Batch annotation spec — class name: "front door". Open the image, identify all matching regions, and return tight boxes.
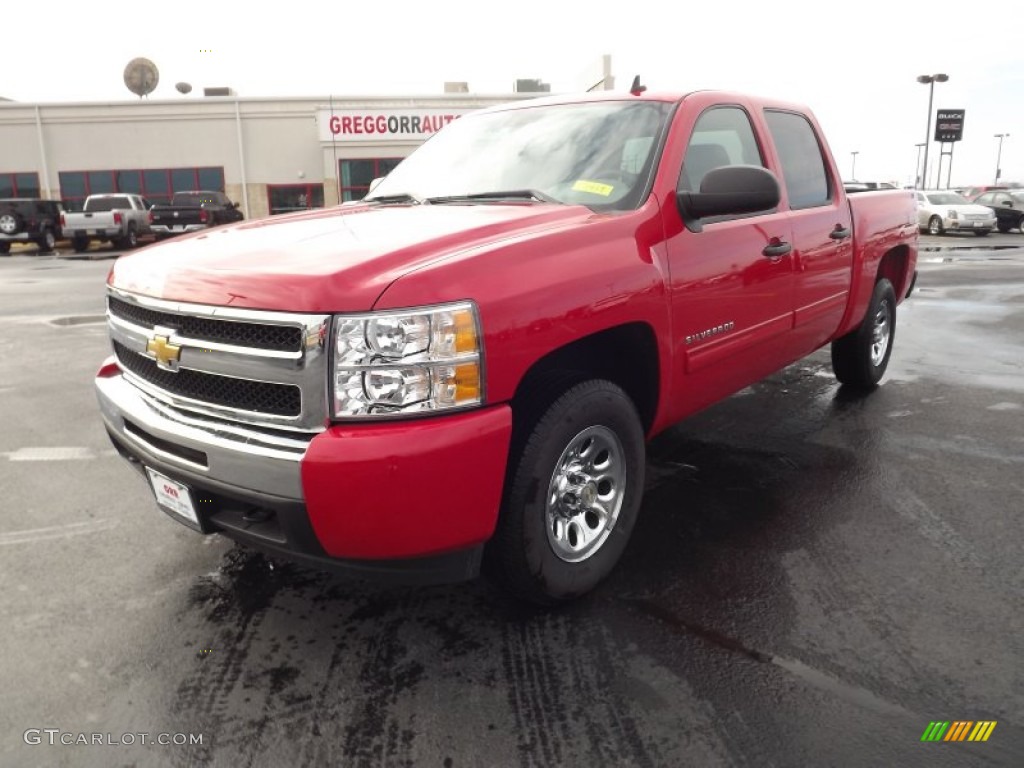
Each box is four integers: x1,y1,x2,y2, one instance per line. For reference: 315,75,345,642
662,99,795,419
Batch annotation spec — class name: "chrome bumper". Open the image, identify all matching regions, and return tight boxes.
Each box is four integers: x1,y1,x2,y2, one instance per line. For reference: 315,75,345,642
96,373,313,501
151,224,207,235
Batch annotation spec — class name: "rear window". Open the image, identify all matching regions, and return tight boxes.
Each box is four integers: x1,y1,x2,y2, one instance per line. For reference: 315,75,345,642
764,110,831,209
84,196,132,212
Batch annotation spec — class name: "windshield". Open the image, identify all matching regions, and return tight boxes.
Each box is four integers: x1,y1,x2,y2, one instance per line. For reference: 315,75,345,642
926,193,969,205
367,100,674,210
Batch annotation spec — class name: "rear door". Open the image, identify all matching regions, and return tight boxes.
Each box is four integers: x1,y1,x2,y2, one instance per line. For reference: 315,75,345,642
763,109,853,355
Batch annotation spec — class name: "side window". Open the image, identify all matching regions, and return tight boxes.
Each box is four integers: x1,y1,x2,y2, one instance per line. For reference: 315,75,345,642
995,193,1012,206
764,110,831,209
916,193,926,203
678,106,765,193
976,193,992,204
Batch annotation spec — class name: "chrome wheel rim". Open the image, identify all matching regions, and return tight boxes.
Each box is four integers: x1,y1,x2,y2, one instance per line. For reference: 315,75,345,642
0,214,16,234
870,299,892,367
545,425,626,563
929,217,941,235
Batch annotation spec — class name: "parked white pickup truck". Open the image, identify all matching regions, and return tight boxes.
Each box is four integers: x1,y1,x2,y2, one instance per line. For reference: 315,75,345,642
61,194,153,251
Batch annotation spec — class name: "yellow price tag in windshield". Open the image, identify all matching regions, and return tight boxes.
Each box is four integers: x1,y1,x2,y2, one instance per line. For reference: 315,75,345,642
572,180,614,196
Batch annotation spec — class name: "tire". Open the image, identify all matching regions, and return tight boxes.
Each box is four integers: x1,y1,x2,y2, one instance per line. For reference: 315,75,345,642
998,222,1011,234
831,278,897,389
0,242,10,255
927,216,943,236
72,237,89,253
0,210,24,235
973,230,989,237
486,379,646,605
122,223,138,249
36,228,56,253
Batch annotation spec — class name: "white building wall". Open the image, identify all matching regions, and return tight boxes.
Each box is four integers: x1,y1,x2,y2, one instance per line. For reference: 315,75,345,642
0,93,533,215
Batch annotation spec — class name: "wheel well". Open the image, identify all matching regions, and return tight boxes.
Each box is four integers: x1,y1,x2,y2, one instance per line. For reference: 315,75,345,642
877,246,910,298
510,323,660,435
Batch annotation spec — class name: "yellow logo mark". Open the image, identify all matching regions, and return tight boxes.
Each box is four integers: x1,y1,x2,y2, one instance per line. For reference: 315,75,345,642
146,335,181,369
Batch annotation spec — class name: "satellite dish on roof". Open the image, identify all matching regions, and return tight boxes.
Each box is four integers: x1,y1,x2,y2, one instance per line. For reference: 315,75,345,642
123,58,159,98
175,82,193,94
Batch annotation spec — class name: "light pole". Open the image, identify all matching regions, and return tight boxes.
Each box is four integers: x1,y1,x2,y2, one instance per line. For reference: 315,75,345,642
850,151,859,181
994,133,1009,185
914,143,926,187
917,73,949,190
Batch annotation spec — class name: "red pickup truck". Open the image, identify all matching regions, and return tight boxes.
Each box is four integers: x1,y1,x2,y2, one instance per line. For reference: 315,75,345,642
96,90,918,604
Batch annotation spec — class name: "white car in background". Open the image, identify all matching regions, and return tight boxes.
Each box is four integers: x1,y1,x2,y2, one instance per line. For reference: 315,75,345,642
915,190,996,236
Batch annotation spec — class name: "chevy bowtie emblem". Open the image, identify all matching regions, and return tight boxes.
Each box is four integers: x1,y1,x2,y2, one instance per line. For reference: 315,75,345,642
146,333,181,370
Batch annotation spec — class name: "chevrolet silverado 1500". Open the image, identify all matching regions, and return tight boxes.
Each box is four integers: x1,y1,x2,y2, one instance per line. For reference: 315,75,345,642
62,194,152,251
96,90,918,604
149,190,243,238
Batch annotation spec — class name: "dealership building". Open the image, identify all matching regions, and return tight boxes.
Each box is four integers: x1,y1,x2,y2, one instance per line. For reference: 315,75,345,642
0,91,540,219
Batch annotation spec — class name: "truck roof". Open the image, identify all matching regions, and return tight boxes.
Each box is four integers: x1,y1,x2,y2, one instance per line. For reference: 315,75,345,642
473,89,815,116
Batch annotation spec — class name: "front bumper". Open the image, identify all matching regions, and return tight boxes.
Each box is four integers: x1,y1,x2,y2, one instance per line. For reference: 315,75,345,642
96,365,512,583
944,216,995,231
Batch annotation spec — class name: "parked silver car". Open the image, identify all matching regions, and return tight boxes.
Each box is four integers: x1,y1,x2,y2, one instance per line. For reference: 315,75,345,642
915,190,996,236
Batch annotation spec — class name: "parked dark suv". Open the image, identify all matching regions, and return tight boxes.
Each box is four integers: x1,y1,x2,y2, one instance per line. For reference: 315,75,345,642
0,198,63,253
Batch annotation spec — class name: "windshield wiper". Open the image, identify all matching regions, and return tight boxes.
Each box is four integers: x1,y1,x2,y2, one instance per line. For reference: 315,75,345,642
426,189,559,204
363,192,425,205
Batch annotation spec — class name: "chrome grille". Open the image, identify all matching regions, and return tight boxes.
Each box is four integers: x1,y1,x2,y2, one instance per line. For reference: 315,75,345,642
106,288,331,431
113,341,301,417
108,296,303,351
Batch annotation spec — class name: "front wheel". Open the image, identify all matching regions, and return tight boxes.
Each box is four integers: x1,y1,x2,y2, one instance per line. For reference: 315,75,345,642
974,229,990,237
486,380,646,605
928,216,943,236
831,278,897,389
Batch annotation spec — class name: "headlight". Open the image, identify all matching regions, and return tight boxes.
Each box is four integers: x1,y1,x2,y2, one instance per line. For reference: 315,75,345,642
331,302,483,419
947,210,958,219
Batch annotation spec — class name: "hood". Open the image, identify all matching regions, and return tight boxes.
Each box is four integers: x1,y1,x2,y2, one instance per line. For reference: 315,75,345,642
109,203,593,311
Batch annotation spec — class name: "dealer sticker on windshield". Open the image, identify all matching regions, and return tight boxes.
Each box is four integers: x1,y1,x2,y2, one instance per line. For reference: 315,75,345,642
572,180,614,196
145,468,199,527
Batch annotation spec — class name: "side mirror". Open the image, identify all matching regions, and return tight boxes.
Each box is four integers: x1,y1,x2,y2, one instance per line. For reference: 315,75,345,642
368,177,385,194
677,165,780,228
1003,200,1013,207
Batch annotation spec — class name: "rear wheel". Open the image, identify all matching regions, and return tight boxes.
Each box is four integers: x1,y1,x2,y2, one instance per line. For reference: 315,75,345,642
36,228,56,253
927,216,943,236
73,237,89,253
0,242,10,255
486,379,645,605
116,223,139,250
974,229,990,237
831,278,897,389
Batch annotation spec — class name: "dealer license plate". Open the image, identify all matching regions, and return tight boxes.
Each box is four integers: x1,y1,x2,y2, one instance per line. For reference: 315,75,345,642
145,468,200,527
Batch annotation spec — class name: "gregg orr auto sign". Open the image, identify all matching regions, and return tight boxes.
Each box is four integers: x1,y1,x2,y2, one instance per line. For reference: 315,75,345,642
318,109,475,142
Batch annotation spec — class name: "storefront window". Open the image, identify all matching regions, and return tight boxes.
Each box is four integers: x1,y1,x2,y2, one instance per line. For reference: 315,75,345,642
268,184,325,215
0,172,41,198
59,166,225,211
339,158,402,202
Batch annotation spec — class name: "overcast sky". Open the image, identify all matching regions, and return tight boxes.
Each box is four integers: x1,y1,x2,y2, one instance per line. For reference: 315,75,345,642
7,0,1023,187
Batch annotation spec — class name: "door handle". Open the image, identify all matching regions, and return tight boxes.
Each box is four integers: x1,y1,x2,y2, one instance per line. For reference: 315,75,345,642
830,225,851,240
762,241,792,258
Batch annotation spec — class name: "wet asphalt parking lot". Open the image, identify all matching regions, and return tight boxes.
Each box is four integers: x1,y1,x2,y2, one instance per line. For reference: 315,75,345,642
1,236,1022,767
